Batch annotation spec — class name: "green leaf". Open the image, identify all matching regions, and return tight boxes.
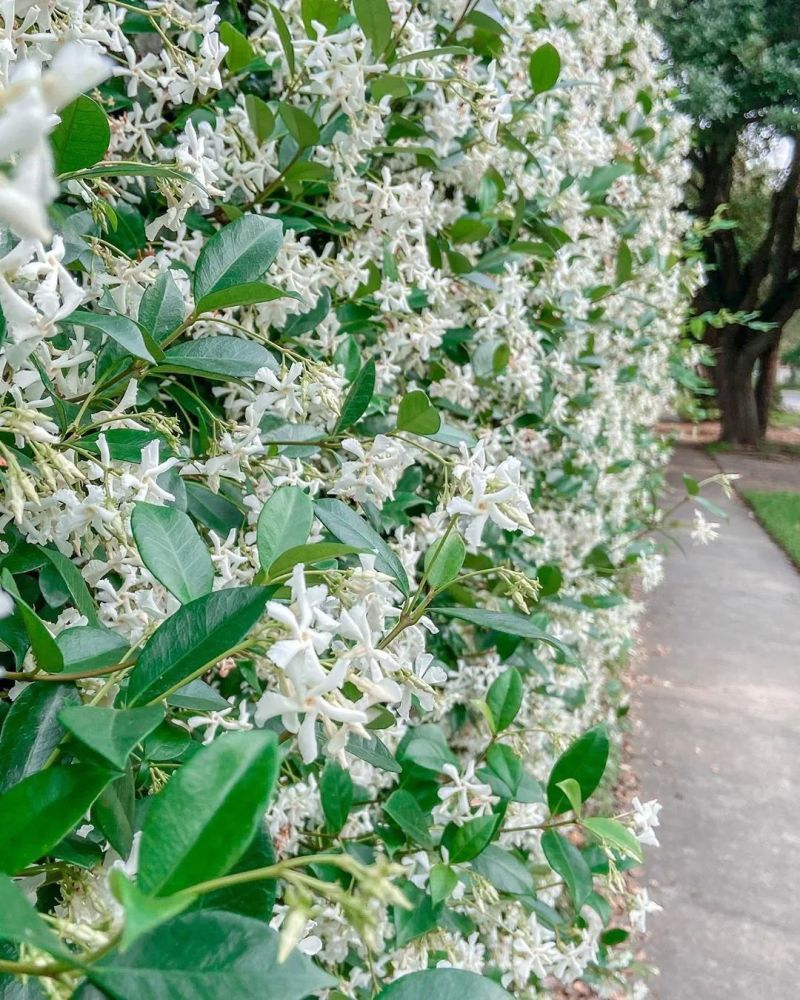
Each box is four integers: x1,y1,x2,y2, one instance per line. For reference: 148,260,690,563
195,281,292,315
186,483,245,535
256,486,313,573
440,814,498,864
194,215,283,302
125,587,269,706
93,766,136,859
429,863,458,906
156,336,277,381
58,705,164,771
529,42,561,94
300,0,344,36
193,822,276,920
555,778,582,816
483,743,522,800
396,725,457,773
392,883,438,947
396,390,441,436
395,45,469,64
546,725,609,815
0,765,114,874
383,789,434,849
56,625,128,674
111,870,194,951
616,240,632,284
377,969,512,999
131,502,214,604
315,499,410,597
471,844,533,896
1,575,63,673
335,359,375,431
245,94,275,143
40,548,98,624
540,829,593,908
270,3,295,75
69,310,163,364
345,731,401,772
423,532,465,591
139,272,185,340
434,607,572,660
85,912,335,999
581,818,643,863
167,679,230,713
319,760,353,834
219,21,254,73
266,542,363,580
58,161,199,186
50,96,110,174
0,875,72,959
485,667,523,733
278,102,321,148
0,684,79,793
353,0,393,53
137,731,279,896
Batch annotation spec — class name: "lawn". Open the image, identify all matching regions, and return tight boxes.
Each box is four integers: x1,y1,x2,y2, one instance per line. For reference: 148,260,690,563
744,490,800,568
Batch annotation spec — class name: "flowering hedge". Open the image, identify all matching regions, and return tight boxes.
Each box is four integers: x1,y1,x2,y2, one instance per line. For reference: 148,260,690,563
0,1,692,997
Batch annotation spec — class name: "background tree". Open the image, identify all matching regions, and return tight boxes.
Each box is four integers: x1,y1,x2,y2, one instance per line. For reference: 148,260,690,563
652,0,800,443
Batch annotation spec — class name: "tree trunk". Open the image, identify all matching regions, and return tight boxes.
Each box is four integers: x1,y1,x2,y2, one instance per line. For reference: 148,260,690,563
754,339,780,436
718,331,761,445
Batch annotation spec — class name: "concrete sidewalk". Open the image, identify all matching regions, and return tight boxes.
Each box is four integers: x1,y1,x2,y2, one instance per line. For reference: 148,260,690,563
633,445,800,998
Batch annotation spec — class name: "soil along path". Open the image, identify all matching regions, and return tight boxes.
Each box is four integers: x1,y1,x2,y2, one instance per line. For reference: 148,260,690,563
633,444,800,998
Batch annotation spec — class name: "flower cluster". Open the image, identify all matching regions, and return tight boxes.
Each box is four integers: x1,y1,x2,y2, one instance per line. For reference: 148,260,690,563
0,1,696,996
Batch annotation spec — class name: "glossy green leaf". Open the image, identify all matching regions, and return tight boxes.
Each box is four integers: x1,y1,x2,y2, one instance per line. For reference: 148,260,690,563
335,359,375,431
546,725,609,815
377,969,512,999
131,502,214,604
440,814,498,863
256,486,313,573
39,549,98,624
541,829,593,909
93,766,136,859
56,625,128,674
396,390,441,436
383,789,434,849
581,817,643,863
219,21,254,73
156,336,277,380
194,822,276,920
58,705,164,771
278,102,320,148
319,760,353,834
266,542,363,580
1,574,63,673
137,731,279,896
353,0,393,53
429,863,458,906
0,684,79,793
195,281,292,315
483,743,522,800
485,667,523,733
529,42,561,94
471,844,533,896
111,870,194,951
0,764,114,874
396,724,457,773
125,586,269,706
194,215,283,301
423,531,465,590
315,499,410,597
138,272,185,340
51,96,110,174
245,94,275,143
300,0,344,36
270,3,295,74
85,912,335,999
69,310,163,364
434,607,572,659
0,875,72,959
